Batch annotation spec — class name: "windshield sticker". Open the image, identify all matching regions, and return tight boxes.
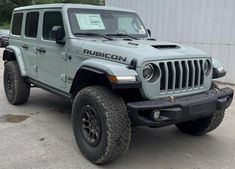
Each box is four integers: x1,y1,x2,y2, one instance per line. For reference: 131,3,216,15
75,13,105,30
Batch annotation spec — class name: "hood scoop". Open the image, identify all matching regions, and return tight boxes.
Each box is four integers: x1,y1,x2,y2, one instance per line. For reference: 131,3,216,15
152,44,180,50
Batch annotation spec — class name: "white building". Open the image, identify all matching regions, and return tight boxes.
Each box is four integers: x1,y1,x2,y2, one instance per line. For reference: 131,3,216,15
106,0,235,84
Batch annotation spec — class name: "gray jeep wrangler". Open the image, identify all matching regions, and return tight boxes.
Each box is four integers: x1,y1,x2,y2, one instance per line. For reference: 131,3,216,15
2,3,234,164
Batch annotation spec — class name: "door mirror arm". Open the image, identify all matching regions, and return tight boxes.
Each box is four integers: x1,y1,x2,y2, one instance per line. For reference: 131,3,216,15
147,29,151,37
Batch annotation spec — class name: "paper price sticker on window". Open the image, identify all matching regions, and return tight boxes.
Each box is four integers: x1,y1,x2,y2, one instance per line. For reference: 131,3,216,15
76,13,105,30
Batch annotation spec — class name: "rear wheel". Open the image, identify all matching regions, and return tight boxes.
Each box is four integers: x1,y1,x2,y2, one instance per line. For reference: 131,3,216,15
175,110,224,136
3,61,30,105
72,86,131,164
176,83,225,136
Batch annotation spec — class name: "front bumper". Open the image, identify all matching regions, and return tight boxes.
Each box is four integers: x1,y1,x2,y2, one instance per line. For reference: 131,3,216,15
127,87,233,127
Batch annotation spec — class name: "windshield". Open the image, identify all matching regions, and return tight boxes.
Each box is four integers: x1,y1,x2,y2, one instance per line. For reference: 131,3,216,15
67,8,148,38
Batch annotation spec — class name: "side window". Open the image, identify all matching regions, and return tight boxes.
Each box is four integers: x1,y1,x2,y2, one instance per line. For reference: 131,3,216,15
12,13,23,35
43,12,64,41
25,12,39,38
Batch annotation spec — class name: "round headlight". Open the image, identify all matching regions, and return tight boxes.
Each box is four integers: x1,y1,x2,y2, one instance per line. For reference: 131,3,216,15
143,64,154,81
203,59,212,76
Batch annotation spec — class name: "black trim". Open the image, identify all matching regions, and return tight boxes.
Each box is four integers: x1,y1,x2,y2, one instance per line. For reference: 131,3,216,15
2,49,15,61
152,44,181,49
111,81,141,89
28,78,72,100
127,87,234,127
213,67,226,79
80,66,105,74
80,65,142,89
128,59,137,70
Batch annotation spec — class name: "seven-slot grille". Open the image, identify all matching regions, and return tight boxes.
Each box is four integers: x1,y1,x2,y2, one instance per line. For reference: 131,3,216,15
159,59,205,93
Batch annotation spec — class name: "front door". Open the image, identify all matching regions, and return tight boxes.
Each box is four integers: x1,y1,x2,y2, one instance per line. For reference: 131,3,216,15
37,11,67,89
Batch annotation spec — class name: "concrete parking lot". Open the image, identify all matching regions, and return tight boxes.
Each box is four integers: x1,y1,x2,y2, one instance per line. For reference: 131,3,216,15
0,48,235,169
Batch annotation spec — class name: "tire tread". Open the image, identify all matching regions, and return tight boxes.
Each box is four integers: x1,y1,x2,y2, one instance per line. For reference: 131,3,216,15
72,86,131,164
176,110,224,136
4,61,30,105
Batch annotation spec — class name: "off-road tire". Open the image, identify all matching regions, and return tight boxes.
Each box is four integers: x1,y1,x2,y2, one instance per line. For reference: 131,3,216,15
175,110,225,136
72,86,131,164
3,61,30,105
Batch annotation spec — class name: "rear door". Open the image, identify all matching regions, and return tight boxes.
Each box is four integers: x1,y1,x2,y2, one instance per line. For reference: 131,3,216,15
21,11,40,78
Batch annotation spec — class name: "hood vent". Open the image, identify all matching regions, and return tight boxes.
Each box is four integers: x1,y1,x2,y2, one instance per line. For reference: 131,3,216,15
128,42,139,46
152,45,180,49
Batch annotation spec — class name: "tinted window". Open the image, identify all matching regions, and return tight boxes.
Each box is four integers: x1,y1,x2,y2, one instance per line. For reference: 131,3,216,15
25,12,39,38
43,12,64,40
12,13,23,35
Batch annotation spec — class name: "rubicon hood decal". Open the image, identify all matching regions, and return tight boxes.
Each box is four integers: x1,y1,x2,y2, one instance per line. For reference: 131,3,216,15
83,49,127,62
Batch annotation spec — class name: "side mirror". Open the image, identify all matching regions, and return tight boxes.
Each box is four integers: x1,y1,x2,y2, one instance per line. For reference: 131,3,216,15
147,29,151,37
52,26,65,45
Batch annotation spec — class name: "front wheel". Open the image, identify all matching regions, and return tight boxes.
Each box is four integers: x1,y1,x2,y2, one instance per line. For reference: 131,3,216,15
175,110,225,136
72,86,131,164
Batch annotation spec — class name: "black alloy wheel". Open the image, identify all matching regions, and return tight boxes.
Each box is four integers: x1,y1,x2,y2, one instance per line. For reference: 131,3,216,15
80,104,102,147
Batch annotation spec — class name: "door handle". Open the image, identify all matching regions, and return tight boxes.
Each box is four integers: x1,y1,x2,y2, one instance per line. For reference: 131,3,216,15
37,47,46,54
21,44,28,50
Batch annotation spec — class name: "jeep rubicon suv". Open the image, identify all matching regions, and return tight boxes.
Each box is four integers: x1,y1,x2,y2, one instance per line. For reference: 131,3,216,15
2,4,234,164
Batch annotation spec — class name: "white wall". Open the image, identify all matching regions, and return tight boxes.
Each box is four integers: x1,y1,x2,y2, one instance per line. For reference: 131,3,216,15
106,0,235,84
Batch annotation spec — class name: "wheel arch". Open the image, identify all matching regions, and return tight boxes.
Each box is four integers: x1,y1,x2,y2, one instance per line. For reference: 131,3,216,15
70,66,112,97
3,46,27,77
69,59,140,97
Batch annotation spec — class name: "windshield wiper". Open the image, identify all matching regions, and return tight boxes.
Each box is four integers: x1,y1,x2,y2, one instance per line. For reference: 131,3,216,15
106,33,139,40
74,33,114,41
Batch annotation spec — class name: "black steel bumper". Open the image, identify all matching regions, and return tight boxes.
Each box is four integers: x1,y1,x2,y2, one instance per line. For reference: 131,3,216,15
127,87,234,127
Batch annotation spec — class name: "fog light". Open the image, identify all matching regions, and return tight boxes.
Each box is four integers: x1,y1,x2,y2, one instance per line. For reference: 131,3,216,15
151,110,161,120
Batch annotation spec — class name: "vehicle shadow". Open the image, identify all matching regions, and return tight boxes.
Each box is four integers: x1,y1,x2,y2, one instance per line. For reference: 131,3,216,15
103,127,224,169
16,88,231,169
24,89,72,114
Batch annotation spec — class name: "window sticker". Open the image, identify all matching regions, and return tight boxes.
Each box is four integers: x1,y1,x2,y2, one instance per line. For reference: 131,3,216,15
75,13,105,30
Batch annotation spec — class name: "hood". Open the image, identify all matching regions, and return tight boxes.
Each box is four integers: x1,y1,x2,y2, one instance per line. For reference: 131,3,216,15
77,38,209,67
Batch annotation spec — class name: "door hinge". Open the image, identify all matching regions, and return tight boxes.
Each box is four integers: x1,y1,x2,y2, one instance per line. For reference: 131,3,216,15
33,65,38,72
61,74,67,82
61,52,67,60
67,76,74,83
